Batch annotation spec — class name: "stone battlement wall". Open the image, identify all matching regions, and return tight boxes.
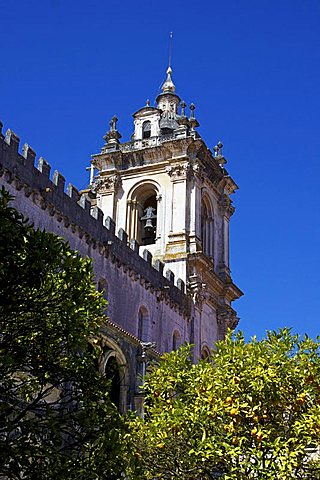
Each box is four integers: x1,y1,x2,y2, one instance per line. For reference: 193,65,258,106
0,121,190,316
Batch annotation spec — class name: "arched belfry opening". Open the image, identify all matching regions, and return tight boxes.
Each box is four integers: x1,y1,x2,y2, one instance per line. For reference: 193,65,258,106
201,195,214,259
142,120,151,139
126,182,159,246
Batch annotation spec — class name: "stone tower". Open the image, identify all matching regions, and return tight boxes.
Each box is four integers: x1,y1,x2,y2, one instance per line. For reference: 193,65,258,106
90,66,242,352
0,65,242,410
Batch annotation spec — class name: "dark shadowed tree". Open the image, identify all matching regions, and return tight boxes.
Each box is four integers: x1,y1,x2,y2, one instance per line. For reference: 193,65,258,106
0,188,134,479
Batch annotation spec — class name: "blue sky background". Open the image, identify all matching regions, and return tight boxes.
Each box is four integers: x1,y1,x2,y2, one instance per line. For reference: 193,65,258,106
1,0,320,340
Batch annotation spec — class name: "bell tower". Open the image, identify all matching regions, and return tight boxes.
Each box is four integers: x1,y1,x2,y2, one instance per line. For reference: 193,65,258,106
90,65,242,346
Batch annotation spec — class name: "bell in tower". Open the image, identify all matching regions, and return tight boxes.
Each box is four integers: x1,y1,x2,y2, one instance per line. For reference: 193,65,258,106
141,205,157,246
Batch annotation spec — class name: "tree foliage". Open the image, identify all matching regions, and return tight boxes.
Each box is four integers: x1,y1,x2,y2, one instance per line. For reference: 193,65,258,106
131,330,320,479
0,188,133,479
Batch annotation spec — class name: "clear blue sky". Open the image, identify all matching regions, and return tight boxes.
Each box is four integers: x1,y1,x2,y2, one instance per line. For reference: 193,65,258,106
1,0,320,340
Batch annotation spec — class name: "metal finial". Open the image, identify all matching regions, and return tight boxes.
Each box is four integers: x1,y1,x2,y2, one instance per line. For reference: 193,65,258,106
146,99,150,107
168,32,173,68
159,33,176,94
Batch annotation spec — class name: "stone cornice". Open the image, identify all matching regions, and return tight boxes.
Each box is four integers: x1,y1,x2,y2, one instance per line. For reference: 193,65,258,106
224,175,239,195
222,281,244,303
93,136,198,171
187,252,243,304
217,305,239,331
92,136,239,202
218,193,235,218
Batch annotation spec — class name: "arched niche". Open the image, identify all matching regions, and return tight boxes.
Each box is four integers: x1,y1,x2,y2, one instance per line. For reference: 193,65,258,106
98,277,109,300
137,305,150,343
201,346,211,360
172,330,181,351
126,180,160,246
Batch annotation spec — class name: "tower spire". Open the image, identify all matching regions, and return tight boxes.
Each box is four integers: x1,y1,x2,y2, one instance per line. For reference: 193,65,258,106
161,32,176,94
161,66,175,93
168,31,173,68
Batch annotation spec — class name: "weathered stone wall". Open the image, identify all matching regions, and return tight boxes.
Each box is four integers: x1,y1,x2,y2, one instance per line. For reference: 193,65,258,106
0,121,198,410
0,119,242,411
0,122,192,343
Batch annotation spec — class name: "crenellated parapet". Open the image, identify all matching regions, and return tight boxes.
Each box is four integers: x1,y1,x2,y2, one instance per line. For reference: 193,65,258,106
0,122,191,317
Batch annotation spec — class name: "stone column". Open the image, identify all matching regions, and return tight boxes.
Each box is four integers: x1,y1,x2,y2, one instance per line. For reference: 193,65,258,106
165,162,189,257
205,218,210,255
127,199,139,241
218,194,235,280
126,199,132,238
126,199,139,241
209,217,214,259
155,193,162,240
188,163,203,254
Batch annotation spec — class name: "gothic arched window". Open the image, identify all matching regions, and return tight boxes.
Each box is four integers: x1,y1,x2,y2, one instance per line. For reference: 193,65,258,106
98,277,108,300
201,195,214,259
138,306,150,342
99,342,128,413
172,330,181,351
142,120,151,139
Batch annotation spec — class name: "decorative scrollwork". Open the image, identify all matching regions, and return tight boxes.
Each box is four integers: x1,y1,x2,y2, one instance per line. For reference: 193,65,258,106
217,305,239,333
94,173,122,194
166,162,191,180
